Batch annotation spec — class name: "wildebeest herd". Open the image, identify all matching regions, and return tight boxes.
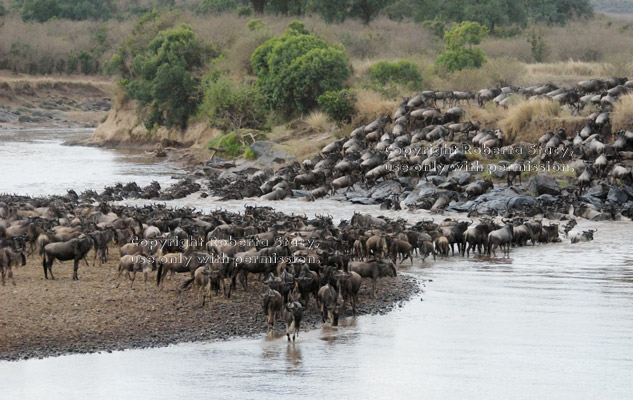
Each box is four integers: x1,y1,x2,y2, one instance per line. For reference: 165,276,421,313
1,188,597,342
164,77,633,224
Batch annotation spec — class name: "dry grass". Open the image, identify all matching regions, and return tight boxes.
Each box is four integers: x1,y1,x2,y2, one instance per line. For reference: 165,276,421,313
304,111,332,133
353,89,400,125
612,94,633,130
481,17,633,64
499,98,563,143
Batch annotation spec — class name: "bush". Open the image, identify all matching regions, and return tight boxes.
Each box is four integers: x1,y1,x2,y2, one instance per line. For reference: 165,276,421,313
246,18,267,31
436,48,487,72
237,7,253,16
206,131,261,158
251,23,350,116
436,21,488,72
115,23,218,129
318,89,357,125
199,76,268,131
369,60,422,88
0,4,7,16
483,56,525,87
196,0,237,15
18,0,115,22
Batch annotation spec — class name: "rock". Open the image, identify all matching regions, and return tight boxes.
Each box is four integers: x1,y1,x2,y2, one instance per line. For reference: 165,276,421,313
508,196,537,210
369,180,403,201
536,194,558,204
427,175,445,186
487,164,506,179
608,187,628,204
448,170,471,186
527,174,561,196
437,181,457,191
0,110,18,122
250,140,296,165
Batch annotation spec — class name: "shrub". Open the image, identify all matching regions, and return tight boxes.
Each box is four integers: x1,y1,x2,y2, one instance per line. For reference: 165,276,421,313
237,7,253,17
206,131,261,158
196,0,237,15
436,48,487,72
318,89,357,125
368,60,422,88
246,18,267,32
0,4,7,16
199,76,268,131
436,21,488,72
115,23,218,129
483,56,525,87
251,23,350,116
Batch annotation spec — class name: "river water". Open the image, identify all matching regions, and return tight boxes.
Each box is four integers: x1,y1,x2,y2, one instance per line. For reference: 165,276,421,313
1,129,632,399
0,128,178,196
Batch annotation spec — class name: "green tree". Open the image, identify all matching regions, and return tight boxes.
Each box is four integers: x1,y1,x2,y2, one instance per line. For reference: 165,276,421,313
369,60,422,88
436,21,488,72
113,23,219,129
252,22,350,115
318,89,356,125
200,76,268,131
311,0,394,25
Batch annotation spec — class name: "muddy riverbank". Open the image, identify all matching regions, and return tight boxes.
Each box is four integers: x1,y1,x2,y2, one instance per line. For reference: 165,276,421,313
0,245,420,362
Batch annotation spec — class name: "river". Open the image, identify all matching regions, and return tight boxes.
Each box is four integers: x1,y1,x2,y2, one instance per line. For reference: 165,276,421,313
1,129,632,400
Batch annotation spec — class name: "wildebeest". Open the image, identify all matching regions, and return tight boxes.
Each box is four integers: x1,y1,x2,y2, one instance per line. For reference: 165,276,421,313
349,259,397,298
317,283,344,326
487,221,513,257
390,239,413,265
295,264,319,308
0,246,26,286
434,236,450,258
337,271,362,316
365,235,388,259
570,229,596,243
42,235,94,280
262,287,283,333
283,299,304,341
116,254,154,288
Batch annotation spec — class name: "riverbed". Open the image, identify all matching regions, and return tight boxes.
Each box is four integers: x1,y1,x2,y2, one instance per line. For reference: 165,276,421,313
1,129,632,400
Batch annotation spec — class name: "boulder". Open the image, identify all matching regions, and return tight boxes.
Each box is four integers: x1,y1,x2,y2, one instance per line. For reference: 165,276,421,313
527,174,561,196
608,187,628,204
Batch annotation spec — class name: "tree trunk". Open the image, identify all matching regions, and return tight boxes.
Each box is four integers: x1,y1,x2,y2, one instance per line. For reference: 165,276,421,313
251,0,266,14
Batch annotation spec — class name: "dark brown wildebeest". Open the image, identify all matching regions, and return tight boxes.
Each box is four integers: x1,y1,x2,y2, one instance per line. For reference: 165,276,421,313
262,288,283,333
0,246,26,286
390,239,413,265
283,298,304,341
317,283,344,326
295,264,319,308
349,259,397,298
337,271,362,316
42,235,94,280
365,235,388,259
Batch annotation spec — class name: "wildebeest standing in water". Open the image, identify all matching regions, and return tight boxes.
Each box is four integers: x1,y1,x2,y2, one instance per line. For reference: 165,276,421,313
318,283,344,326
262,288,283,333
284,298,304,341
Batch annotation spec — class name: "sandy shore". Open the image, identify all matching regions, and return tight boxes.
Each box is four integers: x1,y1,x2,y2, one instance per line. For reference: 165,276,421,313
0,246,420,361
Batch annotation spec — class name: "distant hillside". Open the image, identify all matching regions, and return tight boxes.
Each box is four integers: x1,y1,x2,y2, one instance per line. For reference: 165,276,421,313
592,0,633,15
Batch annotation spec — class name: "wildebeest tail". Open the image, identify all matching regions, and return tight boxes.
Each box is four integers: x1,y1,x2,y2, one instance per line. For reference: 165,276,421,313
181,277,195,291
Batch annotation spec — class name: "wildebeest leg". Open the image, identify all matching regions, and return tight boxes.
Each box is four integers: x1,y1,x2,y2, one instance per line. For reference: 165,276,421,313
130,271,136,289
372,277,377,298
43,257,49,279
73,259,79,280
